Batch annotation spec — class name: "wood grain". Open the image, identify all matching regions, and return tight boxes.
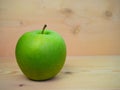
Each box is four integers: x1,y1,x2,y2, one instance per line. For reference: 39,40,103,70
0,0,120,56
0,56,120,90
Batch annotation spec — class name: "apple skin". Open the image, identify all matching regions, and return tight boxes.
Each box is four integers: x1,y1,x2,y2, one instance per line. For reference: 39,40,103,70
15,30,66,81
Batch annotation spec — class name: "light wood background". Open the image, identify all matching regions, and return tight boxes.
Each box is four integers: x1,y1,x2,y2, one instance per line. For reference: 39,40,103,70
0,56,120,89
0,0,120,57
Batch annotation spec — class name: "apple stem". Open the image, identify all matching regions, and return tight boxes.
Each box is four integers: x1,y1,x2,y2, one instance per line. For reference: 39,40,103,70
41,24,47,34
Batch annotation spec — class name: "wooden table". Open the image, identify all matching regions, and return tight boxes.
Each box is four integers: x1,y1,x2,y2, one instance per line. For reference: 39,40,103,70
0,56,120,90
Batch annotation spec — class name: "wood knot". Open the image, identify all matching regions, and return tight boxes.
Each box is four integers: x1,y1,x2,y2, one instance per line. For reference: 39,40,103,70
19,84,24,87
72,25,80,34
105,10,112,17
60,8,74,17
64,71,73,75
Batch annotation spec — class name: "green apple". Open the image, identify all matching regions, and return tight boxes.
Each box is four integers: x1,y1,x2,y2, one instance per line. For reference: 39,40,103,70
15,25,66,81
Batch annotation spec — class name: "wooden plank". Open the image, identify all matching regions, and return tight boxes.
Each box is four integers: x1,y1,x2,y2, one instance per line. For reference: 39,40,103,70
0,0,120,56
0,56,120,90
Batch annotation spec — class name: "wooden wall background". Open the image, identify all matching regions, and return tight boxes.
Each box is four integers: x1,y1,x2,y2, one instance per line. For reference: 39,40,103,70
0,0,120,57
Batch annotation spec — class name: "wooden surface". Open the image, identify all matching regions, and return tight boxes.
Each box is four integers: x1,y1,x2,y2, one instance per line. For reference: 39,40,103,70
0,56,120,90
0,0,120,56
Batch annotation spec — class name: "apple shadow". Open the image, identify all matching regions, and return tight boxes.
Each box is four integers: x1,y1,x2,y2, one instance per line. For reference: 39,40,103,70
27,75,62,82
17,68,73,82
26,71,73,82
